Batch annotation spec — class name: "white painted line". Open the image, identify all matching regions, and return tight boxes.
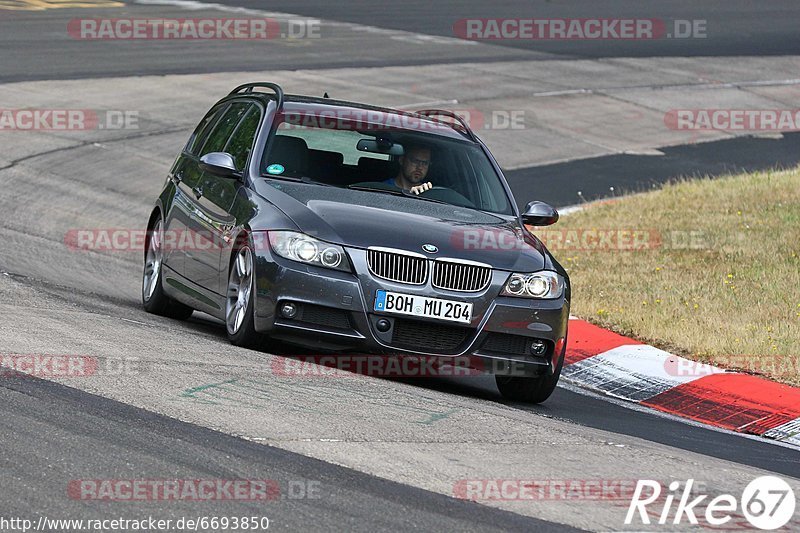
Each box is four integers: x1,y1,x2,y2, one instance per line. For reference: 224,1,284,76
533,78,800,97
395,99,459,109
533,88,593,97
558,205,585,216
763,417,800,446
749,132,785,140
622,148,665,156
118,317,151,326
563,344,716,402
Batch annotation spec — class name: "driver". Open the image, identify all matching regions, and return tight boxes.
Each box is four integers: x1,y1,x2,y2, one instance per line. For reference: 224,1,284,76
384,144,433,195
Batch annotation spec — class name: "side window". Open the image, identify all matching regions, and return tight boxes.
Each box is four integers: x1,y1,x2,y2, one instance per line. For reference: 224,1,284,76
224,106,261,171
199,102,249,156
186,105,227,156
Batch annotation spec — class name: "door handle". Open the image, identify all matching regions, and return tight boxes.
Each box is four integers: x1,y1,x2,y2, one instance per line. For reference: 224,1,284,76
192,186,203,199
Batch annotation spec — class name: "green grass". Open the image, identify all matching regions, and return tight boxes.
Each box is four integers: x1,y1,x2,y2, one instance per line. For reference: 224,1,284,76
540,167,800,386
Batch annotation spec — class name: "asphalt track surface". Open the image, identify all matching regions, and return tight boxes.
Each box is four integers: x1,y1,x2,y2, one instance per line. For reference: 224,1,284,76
507,132,800,208
1,372,575,532
3,0,800,83
1,1,799,531
228,0,800,58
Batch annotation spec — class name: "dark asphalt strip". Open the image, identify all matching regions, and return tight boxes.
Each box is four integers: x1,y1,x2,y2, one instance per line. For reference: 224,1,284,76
542,386,800,479
220,0,800,58
504,132,800,208
0,372,581,532
0,53,541,85
394,377,800,480
5,0,800,83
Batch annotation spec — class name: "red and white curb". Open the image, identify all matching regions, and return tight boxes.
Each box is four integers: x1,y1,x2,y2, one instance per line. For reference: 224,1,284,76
563,318,800,447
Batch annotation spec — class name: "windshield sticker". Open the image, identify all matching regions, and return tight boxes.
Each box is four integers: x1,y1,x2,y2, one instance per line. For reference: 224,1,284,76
266,163,285,175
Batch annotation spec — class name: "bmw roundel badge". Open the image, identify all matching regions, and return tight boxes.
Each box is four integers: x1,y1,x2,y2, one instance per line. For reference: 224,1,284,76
422,244,438,254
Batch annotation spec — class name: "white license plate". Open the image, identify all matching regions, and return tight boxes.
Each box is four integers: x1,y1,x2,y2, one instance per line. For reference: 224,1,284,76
374,290,472,324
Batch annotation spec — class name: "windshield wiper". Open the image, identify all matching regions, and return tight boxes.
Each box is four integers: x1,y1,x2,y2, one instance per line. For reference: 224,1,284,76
347,185,405,196
299,176,336,187
406,194,450,206
348,184,455,206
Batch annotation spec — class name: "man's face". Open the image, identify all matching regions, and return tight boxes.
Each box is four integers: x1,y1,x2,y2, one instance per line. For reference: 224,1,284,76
400,147,431,184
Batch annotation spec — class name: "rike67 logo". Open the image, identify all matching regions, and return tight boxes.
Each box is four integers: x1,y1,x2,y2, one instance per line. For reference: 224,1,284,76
626,476,796,530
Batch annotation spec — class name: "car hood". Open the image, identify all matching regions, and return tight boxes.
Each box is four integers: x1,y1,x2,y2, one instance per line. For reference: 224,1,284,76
253,180,547,272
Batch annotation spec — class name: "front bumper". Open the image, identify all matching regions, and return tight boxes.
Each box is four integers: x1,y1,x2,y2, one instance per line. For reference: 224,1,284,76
252,245,569,375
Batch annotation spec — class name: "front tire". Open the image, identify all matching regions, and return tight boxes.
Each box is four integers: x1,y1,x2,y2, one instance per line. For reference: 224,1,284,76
142,217,194,320
495,345,565,404
226,244,263,348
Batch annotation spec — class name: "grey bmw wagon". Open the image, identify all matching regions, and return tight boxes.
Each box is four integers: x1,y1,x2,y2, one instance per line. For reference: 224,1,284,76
142,83,570,402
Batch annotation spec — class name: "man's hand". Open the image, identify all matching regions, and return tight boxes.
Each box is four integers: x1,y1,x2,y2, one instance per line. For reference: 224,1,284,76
409,182,433,195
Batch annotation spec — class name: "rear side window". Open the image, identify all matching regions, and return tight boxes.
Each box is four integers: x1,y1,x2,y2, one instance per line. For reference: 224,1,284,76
185,104,226,156
199,102,250,156
225,107,261,171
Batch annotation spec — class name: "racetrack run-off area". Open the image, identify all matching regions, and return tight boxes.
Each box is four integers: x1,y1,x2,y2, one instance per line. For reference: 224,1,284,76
565,319,800,447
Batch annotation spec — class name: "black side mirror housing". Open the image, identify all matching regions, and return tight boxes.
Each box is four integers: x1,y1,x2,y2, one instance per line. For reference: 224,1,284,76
199,152,240,178
521,201,559,226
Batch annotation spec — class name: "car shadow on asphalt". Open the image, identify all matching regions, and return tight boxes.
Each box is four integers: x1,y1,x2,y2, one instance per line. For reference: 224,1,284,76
182,311,554,408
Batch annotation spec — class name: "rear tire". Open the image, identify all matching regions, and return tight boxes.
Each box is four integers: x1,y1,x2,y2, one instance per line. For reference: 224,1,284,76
142,216,194,320
226,243,263,348
495,345,565,404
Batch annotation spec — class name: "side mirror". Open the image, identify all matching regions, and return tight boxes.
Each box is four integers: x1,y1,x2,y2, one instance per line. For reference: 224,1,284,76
521,201,559,226
199,152,239,178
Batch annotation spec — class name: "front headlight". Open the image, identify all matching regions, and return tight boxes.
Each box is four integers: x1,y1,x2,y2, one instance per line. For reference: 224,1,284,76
501,271,564,299
268,231,350,272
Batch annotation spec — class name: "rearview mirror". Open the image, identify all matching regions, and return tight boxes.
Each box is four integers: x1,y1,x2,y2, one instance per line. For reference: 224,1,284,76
356,138,404,156
521,201,559,226
199,152,239,178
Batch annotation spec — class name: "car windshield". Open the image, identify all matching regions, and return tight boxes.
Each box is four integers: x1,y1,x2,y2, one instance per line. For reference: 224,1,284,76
260,111,514,215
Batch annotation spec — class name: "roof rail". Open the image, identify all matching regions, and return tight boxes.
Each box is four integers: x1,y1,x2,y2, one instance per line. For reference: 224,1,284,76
414,109,478,142
229,82,284,109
